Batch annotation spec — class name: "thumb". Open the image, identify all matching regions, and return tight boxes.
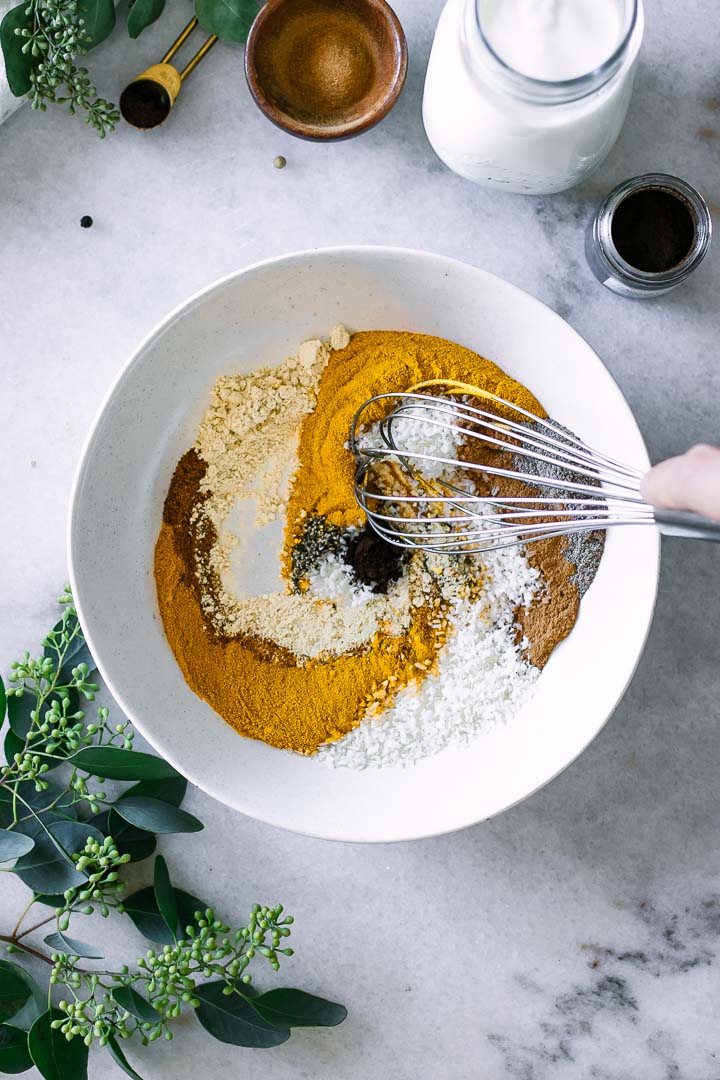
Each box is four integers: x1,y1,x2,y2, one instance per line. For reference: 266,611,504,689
640,444,720,521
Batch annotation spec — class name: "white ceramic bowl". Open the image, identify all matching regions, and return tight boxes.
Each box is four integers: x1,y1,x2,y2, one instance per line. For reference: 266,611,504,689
69,247,659,842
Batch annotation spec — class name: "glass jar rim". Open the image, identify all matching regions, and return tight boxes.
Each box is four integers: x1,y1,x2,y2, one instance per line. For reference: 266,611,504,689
470,0,641,104
593,173,712,287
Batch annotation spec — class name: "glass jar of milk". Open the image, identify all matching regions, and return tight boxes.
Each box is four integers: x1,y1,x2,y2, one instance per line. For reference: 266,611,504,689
423,0,644,194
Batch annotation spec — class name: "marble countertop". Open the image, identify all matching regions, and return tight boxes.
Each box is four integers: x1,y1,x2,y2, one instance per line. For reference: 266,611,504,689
1,0,719,1076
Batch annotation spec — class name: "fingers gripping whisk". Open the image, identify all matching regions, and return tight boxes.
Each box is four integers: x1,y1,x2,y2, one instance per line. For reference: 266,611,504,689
350,380,720,555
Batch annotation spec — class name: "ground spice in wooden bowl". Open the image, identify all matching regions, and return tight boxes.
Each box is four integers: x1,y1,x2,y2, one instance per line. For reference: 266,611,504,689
245,0,407,140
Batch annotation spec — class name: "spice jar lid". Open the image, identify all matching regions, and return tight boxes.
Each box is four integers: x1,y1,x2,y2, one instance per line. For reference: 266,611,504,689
585,173,712,298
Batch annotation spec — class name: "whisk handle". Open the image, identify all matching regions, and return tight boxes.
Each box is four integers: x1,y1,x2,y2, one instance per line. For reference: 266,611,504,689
654,509,720,542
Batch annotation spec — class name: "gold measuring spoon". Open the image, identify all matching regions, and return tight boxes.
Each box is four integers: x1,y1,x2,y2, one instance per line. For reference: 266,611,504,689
120,17,218,129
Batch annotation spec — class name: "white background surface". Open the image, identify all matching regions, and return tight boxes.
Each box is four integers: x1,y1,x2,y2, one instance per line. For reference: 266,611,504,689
1,0,719,1075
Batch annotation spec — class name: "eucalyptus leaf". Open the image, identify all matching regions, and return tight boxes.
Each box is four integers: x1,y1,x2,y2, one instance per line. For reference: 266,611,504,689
12,819,102,895
0,830,34,863
249,987,347,1029
49,819,103,852
106,1035,145,1080
28,1010,88,1080
43,932,103,960
68,747,181,782
89,810,156,864
0,964,31,1025
30,893,68,910
112,797,203,835
11,782,78,827
0,675,6,723
0,4,34,97
123,886,207,944
3,967,44,1033
77,0,116,47
2,729,24,768
153,855,177,938
0,1023,32,1074
127,0,165,38
0,791,10,831
194,982,289,1047
111,986,159,1025
120,775,187,808
88,775,187,861
7,777,78,833
12,835,84,894
6,695,34,742
194,0,256,42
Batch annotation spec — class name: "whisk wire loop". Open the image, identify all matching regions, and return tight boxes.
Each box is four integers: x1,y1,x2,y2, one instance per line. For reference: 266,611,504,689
351,380,719,555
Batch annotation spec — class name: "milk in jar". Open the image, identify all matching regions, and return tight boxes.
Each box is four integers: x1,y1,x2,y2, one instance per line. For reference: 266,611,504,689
422,0,644,194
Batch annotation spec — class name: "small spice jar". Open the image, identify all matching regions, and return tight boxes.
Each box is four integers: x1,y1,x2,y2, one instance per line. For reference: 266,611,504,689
585,173,712,298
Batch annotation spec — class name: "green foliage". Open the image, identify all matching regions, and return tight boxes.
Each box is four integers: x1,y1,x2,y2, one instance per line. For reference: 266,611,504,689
0,594,345,1077
123,886,208,945
0,962,31,1024
0,4,34,95
153,856,177,937
195,982,289,1048
43,932,103,960
195,0,257,42
0,1022,33,1073
250,988,347,1029
2,967,44,1033
0,831,34,863
12,821,104,895
127,0,165,39
69,747,180,782
113,797,203,835
0,0,119,134
106,1035,145,1080
77,0,115,47
28,1009,88,1080
111,986,159,1024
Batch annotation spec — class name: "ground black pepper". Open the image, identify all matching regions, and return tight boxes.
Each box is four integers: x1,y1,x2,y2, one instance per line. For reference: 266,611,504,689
290,513,344,590
344,525,407,594
611,187,695,273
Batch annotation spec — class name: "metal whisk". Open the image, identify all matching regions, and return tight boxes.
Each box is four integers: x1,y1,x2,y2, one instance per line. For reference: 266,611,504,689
351,379,720,555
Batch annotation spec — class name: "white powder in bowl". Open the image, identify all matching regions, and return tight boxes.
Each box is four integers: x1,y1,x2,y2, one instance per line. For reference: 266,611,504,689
318,543,539,769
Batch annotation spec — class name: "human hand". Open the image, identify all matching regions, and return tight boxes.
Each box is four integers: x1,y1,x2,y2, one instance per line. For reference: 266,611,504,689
640,444,720,522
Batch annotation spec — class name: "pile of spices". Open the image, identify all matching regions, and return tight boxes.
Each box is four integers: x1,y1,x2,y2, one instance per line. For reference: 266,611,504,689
154,329,606,764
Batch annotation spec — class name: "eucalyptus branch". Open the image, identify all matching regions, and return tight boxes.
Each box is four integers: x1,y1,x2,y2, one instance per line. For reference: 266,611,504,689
0,591,345,1079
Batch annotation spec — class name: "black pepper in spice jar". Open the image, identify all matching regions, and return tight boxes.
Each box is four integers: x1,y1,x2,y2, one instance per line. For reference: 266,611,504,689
584,173,712,298
611,187,695,272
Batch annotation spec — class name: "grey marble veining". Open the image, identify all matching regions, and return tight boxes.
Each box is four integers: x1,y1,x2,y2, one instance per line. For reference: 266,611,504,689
1,0,719,1076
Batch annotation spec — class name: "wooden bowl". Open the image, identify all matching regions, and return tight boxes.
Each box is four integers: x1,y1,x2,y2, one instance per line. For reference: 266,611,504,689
244,0,407,141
